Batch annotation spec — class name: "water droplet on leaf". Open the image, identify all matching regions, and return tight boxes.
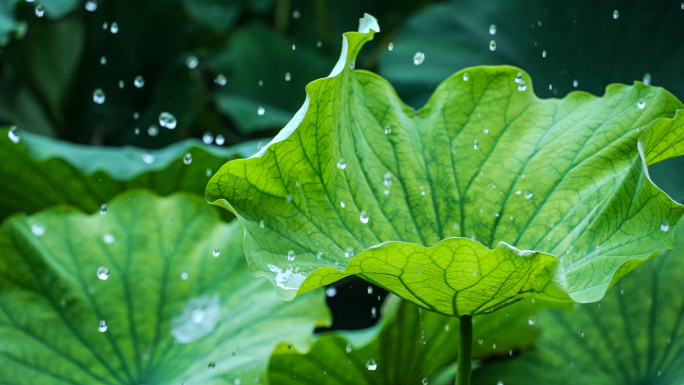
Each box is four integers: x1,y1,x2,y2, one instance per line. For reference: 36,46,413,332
97,267,110,280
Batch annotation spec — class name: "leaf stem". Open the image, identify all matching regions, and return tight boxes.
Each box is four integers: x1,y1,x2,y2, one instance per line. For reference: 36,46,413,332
457,315,473,385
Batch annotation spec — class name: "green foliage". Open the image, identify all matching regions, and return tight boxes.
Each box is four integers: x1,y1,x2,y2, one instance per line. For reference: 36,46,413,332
269,296,553,384
379,0,684,108
0,127,258,222
206,15,684,315
0,190,330,384
472,221,684,385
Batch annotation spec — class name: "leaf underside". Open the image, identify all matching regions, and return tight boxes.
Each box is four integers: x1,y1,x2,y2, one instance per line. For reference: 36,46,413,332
0,191,329,385
206,15,684,316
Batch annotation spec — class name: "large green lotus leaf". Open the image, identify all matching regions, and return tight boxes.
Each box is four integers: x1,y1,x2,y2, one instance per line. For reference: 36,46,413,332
206,15,684,316
0,127,258,221
472,220,684,385
378,0,684,108
269,295,556,384
0,190,330,385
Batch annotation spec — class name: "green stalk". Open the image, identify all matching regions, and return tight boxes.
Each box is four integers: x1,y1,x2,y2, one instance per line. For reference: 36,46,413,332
457,315,473,385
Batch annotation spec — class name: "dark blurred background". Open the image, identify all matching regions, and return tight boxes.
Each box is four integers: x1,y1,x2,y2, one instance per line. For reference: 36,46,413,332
1,0,683,330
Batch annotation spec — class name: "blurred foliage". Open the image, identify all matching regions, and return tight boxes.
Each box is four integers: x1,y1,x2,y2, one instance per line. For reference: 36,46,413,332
0,0,438,148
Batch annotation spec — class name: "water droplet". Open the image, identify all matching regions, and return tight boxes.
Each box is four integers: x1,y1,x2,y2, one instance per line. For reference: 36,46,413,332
514,72,524,83
360,211,369,224
383,172,392,186
214,74,227,86
183,153,192,165
285,72,291,81
8,127,20,143
345,343,353,353
316,41,322,48
98,320,108,332
366,359,377,370
110,22,119,34
542,50,547,58
213,248,220,257
345,247,354,258
483,127,489,134
141,153,155,164
643,73,652,85
103,234,115,244
572,79,579,88
349,60,355,70
186,55,199,69
285,194,293,203
97,267,110,280
133,75,145,88
384,124,392,134
463,72,469,81
528,316,536,325
335,158,347,170
489,40,497,51
205,169,212,177
133,112,140,120
388,42,394,51
477,338,484,345
292,44,296,51
371,306,377,318
518,80,527,91
637,100,646,109
326,287,337,297
292,9,300,19
489,24,497,35
99,204,108,215
85,0,97,11
102,22,108,30
147,125,159,137
413,52,425,65
215,135,225,146
208,362,216,370
35,5,45,17
118,80,124,89
497,381,504,385
158,112,177,129
100,55,107,65
525,192,533,200
286,250,296,261
340,201,345,208
257,106,265,116
258,79,263,86
181,272,189,280
661,221,670,232
613,10,619,19
31,224,45,236
422,378,428,385
202,132,214,144
473,139,479,149
93,89,105,104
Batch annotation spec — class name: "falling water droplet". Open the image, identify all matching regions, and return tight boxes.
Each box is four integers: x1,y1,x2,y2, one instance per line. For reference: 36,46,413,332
97,267,110,280
643,73,652,85
147,125,159,137
85,0,97,11
183,153,192,165
202,132,214,144
118,80,124,89
572,79,578,88
93,89,106,104
489,40,497,51
413,52,425,65
542,50,547,58
316,41,322,48
158,112,177,129
388,42,394,51
98,320,108,332
134,75,145,88
326,287,337,297
214,74,227,86
35,5,45,17
257,106,265,116
186,55,198,69
8,127,20,143
100,55,107,65
613,10,619,19
100,204,108,215
110,22,119,34
367,286,373,294
285,72,291,81
292,9,300,19
489,24,497,35
215,135,225,146
292,44,296,51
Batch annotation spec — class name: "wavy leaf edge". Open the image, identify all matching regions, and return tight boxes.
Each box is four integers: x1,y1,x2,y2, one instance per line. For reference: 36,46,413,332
206,14,684,314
